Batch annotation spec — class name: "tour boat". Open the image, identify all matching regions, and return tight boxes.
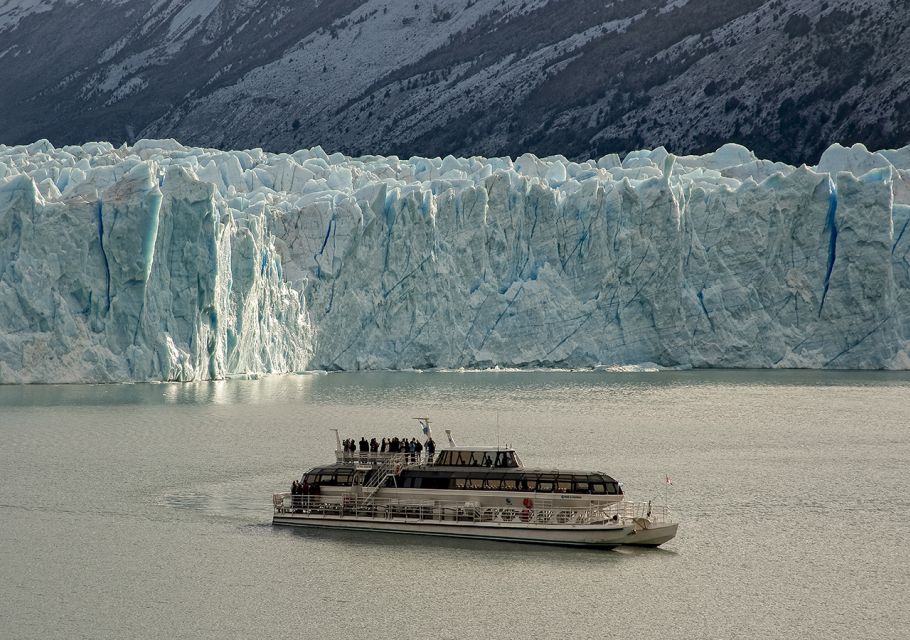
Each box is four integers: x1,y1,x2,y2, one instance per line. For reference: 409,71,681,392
272,424,677,549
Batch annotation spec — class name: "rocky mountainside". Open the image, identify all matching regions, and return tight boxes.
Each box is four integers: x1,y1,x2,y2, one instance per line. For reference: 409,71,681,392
0,0,908,164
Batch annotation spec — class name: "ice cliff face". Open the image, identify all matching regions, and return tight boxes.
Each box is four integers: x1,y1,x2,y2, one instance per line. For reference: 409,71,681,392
0,139,908,382
0,140,311,382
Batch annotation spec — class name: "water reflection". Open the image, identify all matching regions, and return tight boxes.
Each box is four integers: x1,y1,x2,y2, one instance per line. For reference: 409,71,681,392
160,375,322,405
2,369,909,410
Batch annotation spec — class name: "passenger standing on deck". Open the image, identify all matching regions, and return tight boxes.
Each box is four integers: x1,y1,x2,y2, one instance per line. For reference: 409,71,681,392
370,438,378,453
290,480,300,509
380,438,387,453
414,438,423,462
425,436,435,459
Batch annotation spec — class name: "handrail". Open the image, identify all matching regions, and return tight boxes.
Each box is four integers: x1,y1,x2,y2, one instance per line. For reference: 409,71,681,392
335,451,426,466
361,458,396,494
358,455,410,507
273,493,671,526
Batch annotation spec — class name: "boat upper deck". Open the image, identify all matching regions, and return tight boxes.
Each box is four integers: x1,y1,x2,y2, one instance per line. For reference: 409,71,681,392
334,447,521,468
320,449,622,495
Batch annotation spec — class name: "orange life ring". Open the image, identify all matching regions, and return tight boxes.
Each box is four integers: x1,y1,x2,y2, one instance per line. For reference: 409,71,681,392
522,497,534,509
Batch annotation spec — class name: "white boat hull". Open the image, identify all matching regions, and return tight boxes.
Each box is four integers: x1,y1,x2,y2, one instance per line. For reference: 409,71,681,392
273,512,636,548
623,522,679,547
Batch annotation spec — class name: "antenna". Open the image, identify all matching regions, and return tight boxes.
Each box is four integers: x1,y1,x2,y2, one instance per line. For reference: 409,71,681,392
445,429,457,447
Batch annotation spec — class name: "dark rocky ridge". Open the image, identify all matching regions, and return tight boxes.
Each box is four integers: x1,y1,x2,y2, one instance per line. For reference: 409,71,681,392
0,0,907,165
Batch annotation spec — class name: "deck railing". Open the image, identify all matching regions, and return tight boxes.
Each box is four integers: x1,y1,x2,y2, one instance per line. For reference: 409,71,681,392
273,493,670,527
334,451,428,466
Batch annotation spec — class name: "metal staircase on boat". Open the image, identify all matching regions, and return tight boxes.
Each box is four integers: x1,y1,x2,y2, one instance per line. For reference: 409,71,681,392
358,453,413,505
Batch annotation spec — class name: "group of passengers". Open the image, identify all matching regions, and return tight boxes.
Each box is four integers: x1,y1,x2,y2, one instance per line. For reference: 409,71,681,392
289,478,318,497
340,435,436,463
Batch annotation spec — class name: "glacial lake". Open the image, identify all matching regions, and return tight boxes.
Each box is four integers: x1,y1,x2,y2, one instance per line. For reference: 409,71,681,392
1,370,909,639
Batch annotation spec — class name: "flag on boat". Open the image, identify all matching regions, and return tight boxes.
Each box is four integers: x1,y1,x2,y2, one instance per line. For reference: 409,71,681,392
665,474,673,486
417,417,432,437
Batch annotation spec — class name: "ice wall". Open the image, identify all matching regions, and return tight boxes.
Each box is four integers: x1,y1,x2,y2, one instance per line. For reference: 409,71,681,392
0,139,908,382
0,141,311,382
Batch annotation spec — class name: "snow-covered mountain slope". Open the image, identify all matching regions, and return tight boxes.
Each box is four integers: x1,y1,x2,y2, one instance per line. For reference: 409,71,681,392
1,0,907,165
1,138,908,382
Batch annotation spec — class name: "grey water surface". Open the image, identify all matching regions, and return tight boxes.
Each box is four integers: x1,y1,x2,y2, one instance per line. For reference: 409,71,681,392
1,370,909,639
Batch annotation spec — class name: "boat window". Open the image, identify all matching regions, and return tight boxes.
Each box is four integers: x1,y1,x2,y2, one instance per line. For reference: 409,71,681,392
500,478,518,491
436,451,453,465
421,475,446,490
318,473,334,485
556,477,572,493
304,473,317,485
590,482,606,494
571,478,588,493
455,451,471,466
536,475,555,492
469,452,485,466
467,478,484,489
482,476,501,490
452,477,467,489
521,476,535,491
499,452,517,468
336,472,352,485
607,482,621,495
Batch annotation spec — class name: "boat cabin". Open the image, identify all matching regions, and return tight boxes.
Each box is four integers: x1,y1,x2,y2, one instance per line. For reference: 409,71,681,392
309,436,622,497
300,464,622,495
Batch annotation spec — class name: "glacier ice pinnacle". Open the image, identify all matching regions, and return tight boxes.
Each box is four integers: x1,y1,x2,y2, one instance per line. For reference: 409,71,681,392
0,139,908,382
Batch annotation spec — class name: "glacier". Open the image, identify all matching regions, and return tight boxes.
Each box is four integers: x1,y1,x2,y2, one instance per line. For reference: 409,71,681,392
0,138,908,382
